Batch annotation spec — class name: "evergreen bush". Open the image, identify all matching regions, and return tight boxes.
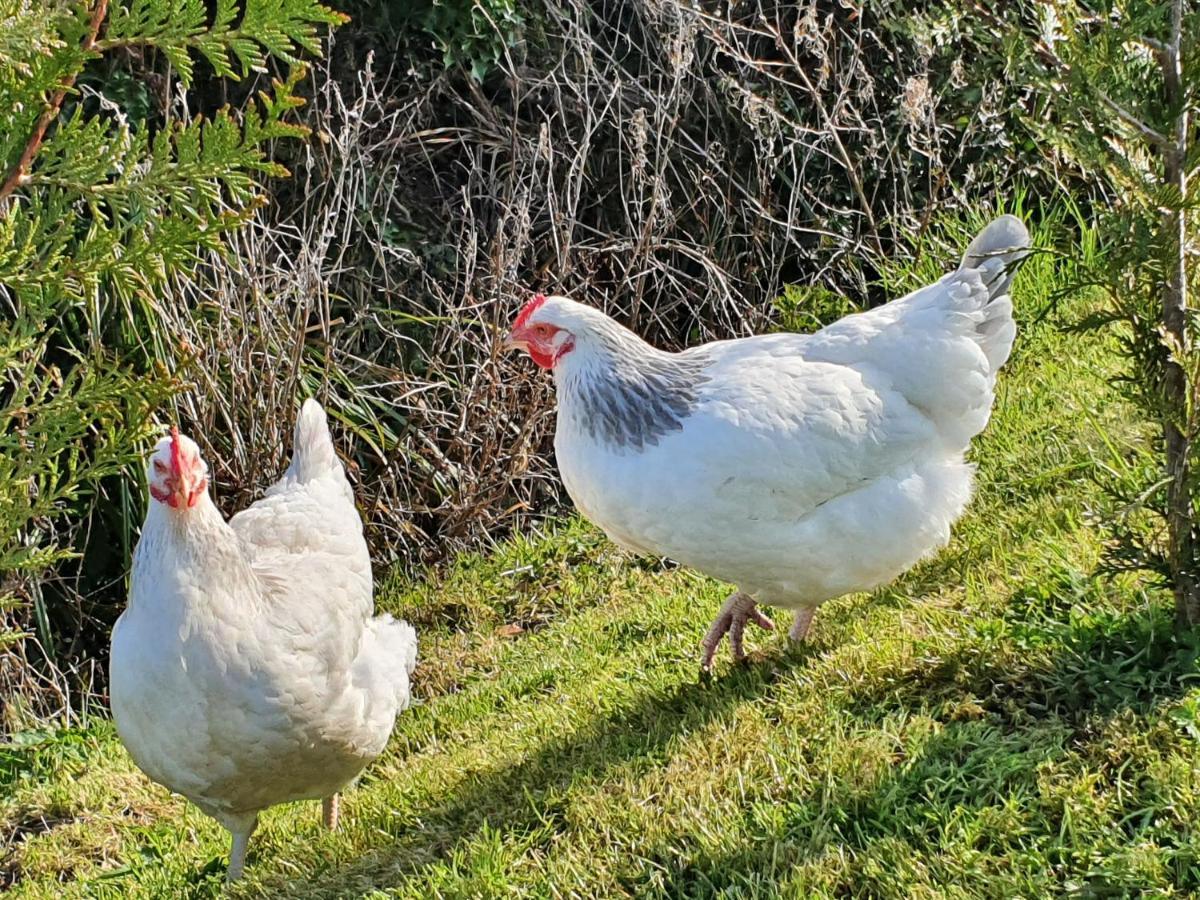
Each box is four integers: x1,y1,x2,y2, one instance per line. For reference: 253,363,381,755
0,0,343,717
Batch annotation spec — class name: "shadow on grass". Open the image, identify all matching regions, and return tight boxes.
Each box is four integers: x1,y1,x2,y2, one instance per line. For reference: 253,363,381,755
637,722,1068,898
842,586,1199,726
252,572,1200,897
258,656,801,897
641,598,1200,898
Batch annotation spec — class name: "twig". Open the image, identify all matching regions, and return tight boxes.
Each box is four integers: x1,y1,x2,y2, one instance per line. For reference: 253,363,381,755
0,0,110,203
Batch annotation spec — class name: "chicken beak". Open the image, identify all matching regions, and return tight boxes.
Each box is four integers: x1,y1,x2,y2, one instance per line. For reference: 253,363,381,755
167,472,206,509
502,330,528,353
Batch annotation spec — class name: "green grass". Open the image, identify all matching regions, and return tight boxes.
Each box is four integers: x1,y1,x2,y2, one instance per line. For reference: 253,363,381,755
6,260,1200,897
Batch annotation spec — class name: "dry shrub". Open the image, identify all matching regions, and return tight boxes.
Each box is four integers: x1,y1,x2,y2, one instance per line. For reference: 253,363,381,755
2,0,1060,710
43,0,1045,683
159,0,1037,568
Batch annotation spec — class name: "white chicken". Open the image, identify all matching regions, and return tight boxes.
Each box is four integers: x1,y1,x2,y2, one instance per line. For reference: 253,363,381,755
506,216,1030,670
110,399,417,881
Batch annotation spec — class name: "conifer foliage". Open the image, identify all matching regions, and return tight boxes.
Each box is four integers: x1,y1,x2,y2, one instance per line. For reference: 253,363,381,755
0,0,343,695
1025,0,1200,627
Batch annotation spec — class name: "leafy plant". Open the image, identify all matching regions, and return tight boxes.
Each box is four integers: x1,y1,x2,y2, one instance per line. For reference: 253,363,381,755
1020,0,1200,628
418,0,524,80
341,0,525,80
0,0,344,715
772,283,862,334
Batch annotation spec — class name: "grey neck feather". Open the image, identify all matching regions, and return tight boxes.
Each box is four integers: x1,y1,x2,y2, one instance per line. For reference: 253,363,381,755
557,321,708,452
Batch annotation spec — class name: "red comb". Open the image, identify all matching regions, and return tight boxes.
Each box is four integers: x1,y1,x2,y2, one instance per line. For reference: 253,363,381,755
514,293,547,328
169,426,184,476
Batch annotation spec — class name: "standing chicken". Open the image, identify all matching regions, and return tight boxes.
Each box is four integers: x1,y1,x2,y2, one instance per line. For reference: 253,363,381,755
507,216,1029,671
110,399,417,881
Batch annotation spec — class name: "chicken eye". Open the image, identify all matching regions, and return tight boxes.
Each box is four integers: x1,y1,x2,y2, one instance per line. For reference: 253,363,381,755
534,324,551,337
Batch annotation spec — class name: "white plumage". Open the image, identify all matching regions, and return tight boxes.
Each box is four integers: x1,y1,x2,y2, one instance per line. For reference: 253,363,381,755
508,216,1030,668
110,399,417,880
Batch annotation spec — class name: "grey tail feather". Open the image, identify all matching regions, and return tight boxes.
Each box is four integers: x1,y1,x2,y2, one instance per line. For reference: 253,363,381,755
958,214,1032,301
287,398,339,484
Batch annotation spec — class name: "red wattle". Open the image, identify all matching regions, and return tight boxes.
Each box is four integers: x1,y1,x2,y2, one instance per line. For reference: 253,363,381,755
187,479,208,508
529,347,556,369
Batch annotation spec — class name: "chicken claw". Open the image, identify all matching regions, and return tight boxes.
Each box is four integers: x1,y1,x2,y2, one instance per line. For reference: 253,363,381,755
700,591,774,671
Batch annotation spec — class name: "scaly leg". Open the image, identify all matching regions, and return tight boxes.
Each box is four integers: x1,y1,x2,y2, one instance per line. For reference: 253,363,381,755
789,607,816,642
700,591,774,671
227,822,256,883
322,794,340,831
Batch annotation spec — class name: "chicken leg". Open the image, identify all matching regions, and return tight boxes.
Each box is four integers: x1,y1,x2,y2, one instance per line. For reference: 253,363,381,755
789,607,816,642
700,591,774,671
322,794,340,831
227,817,258,883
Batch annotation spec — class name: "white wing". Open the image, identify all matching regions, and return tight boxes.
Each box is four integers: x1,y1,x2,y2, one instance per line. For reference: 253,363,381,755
793,214,1026,449
673,341,940,520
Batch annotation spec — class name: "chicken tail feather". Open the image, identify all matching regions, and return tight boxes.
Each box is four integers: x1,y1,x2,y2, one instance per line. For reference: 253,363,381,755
958,214,1031,303
957,215,1030,374
287,398,340,485
355,614,418,717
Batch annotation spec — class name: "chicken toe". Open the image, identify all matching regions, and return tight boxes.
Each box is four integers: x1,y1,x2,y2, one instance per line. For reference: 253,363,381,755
701,591,773,671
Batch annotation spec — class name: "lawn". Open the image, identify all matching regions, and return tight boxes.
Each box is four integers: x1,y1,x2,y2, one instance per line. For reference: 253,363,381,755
5,272,1200,897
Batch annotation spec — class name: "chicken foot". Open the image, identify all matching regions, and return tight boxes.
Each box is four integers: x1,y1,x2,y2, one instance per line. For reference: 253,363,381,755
700,591,774,671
